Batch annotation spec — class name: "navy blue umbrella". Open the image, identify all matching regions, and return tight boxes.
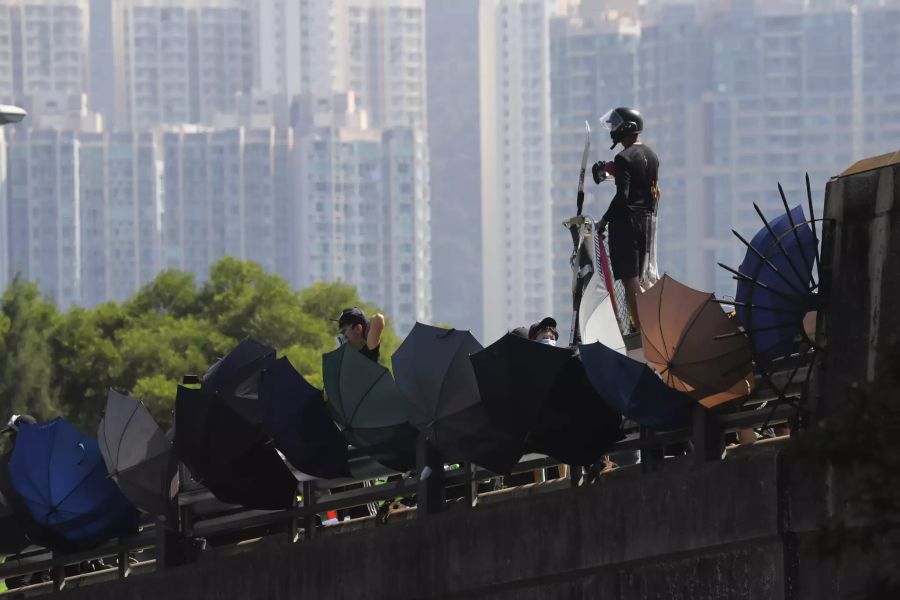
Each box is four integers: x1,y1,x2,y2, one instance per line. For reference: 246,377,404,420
579,342,693,431
7,418,139,546
260,357,350,479
733,204,816,365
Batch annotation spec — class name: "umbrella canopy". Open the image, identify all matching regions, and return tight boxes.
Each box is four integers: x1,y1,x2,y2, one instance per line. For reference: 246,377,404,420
470,333,572,437
527,353,625,466
0,453,32,554
98,390,179,518
7,418,139,546
735,204,816,365
174,386,297,510
322,345,417,472
469,333,622,472
637,275,756,408
393,323,483,440
580,342,694,431
201,338,277,424
392,323,524,473
260,357,350,479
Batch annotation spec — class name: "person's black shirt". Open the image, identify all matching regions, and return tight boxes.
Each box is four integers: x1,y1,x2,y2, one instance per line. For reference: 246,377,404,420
359,344,380,363
603,143,660,222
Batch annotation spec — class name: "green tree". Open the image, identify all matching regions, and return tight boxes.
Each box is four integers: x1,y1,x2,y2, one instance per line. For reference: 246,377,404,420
198,258,316,349
0,278,61,428
126,270,200,319
48,305,123,430
2,259,405,438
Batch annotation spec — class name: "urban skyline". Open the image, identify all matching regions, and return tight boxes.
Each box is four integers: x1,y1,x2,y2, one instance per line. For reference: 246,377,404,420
1,0,899,340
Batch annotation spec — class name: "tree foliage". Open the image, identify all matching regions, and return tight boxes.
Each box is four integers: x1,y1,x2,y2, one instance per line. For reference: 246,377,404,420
0,260,399,437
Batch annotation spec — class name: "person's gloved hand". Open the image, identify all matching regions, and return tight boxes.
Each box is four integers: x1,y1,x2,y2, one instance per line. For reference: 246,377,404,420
591,160,614,184
591,161,606,184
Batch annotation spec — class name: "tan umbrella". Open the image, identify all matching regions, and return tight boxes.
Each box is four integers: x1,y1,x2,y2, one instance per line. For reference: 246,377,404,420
636,275,755,408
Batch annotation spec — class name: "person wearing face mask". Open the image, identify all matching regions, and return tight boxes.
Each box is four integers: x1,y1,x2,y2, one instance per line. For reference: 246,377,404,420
333,307,386,363
528,317,560,346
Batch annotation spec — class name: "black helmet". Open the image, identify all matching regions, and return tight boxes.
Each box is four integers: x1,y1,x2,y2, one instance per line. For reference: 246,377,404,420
600,107,643,149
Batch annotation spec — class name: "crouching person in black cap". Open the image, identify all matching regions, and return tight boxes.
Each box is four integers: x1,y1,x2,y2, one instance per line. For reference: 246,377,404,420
334,307,386,363
528,317,560,346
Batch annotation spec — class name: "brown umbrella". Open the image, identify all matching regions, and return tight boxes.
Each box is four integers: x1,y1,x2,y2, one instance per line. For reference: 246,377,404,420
636,274,755,408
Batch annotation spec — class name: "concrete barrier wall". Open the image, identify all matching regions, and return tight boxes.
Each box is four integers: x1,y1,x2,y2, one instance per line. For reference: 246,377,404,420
54,445,799,600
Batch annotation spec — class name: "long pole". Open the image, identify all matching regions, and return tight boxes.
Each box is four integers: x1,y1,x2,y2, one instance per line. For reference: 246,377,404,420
567,122,592,347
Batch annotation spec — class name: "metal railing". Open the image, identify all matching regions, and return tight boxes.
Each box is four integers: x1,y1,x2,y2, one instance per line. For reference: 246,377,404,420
0,352,810,597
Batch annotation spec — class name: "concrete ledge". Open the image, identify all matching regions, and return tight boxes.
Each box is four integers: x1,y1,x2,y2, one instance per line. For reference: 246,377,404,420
57,444,791,600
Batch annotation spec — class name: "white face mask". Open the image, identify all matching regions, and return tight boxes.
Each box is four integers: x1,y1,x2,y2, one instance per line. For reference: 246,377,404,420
539,338,557,346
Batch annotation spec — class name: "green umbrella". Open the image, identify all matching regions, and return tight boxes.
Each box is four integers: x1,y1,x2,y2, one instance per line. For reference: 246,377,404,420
322,345,416,472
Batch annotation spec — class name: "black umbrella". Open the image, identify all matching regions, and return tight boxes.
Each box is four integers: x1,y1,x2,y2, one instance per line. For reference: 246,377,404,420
259,357,350,479
527,354,624,466
392,323,524,474
470,333,624,469
470,333,571,436
174,386,297,510
322,345,417,472
201,338,277,424
0,453,32,554
98,390,179,519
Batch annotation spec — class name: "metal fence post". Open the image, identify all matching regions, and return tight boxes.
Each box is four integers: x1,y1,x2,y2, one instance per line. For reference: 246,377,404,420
692,404,723,464
117,549,130,578
463,460,478,508
51,560,64,593
302,481,317,540
640,426,660,473
416,432,445,517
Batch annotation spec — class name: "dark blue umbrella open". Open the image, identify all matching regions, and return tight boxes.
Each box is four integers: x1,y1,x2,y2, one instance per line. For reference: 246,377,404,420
260,357,350,479
579,342,693,431
7,418,139,546
733,204,816,365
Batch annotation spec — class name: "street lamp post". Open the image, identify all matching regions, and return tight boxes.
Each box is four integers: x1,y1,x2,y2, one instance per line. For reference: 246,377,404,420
0,104,27,125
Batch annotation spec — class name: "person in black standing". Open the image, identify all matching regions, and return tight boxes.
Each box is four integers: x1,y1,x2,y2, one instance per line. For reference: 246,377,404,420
592,107,660,332
334,307,385,362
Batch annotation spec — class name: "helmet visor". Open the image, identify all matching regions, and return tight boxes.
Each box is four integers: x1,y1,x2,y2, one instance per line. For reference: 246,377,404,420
600,108,625,132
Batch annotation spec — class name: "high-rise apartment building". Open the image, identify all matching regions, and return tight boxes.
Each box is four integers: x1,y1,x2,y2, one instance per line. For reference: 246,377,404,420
113,0,254,129
549,1,637,328
78,130,160,304
0,0,89,110
5,128,81,308
426,0,483,337
160,125,294,286
255,0,337,100
3,128,161,308
479,0,552,342
861,0,900,156
295,93,429,334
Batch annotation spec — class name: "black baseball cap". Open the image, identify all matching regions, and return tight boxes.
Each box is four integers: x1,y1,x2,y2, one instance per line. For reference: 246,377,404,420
334,307,368,328
528,317,559,340
1,414,37,434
